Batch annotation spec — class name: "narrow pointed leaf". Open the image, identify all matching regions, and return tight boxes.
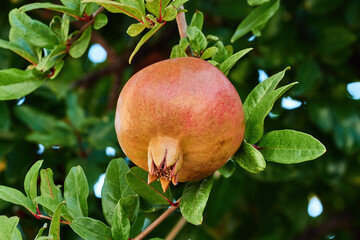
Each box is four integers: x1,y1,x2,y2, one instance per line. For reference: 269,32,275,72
258,130,326,163
186,26,207,54
64,166,89,218
69,27,92,58
0,68,45,101
111,201,130,240
0,186,36,213
126,23,146,37
217,159,236,178
200,46,218,60
102,158,136,225
243,67,290,121
190,11,204,31
219,48,252,75
231,0,280,42
125,167,172,205
9,9,60,48
170,45,187,58
129,22,166,63
49,202,64,240
245,82,298,144
20,3,80,18
180,177,213,225
233,141,266,173
40,169,63,202
35,223,48,240
24,160,43,202
0,216,21,240
70,217,112,240
0,39,38,64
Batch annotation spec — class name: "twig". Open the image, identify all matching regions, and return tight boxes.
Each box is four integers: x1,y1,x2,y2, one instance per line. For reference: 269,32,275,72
66,7,105,47
132,199,181,240
165,216,187,240
175,6,187,39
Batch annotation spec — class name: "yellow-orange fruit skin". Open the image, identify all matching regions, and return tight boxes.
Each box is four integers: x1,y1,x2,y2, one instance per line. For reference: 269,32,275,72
115,57,245,182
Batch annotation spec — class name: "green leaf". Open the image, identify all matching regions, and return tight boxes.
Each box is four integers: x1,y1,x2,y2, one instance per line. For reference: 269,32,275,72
20,3,80,18
24,160,43,203
258,130,326,163
162,4,177,21
172,0,189,8
233,141,266,173
70,217,112,240
217,159,236,178
211,41,231,64
243,67,290,121
190,11,204,31
125,167,172,205
186,26,207,54
35,223,48,240
64,166,89,218
82,0,145,22
126,23,146,37
40,169,63,202
0,186,36,213
36,45,67,72
49,202,64,240
34,196,72,222
219,48,252,75
0,68,45,101
180,177,213,225
170,45,187,58
61,0,81,11
179,37,189,50
129,22,166,63
111,201,131,240
9,9,60,48
145,0,170,19
120,195,140,226
200,46,218,60
102,158,136,225
66,92,86,130
0,216,22,240
244,82,298,144
247,0,271,6
207,60,220,67
231,0,280,43
94,13,108,30
69,27,92,58
0,39,38,64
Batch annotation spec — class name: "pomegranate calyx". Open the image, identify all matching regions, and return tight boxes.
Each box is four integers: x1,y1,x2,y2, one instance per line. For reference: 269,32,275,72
147,136,183,192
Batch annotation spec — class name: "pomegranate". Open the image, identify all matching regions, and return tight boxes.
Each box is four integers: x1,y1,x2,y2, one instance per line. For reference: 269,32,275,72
115,57,245,192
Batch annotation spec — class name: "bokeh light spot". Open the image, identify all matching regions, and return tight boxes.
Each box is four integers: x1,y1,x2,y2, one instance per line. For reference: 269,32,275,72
88,44,107,63
281,96,302,110
105,146,116,157
258,70,268,82
94,173,105,198
308,195,323,218
347,82,360,100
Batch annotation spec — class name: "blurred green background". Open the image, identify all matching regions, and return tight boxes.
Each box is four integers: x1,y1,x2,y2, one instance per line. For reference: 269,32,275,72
0,0,359,239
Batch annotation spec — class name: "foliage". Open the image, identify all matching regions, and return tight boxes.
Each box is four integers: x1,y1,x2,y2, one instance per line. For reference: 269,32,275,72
0,0,359,239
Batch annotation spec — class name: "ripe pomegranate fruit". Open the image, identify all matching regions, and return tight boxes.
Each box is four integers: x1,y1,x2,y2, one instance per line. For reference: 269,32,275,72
115,57,245,192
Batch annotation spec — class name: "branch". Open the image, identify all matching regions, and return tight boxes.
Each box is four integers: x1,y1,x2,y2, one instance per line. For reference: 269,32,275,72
175,6,187,39
165,216,187,240
132,199,181,240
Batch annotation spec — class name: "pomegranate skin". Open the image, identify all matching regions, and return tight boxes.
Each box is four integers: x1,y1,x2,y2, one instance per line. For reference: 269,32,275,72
115,57,245,182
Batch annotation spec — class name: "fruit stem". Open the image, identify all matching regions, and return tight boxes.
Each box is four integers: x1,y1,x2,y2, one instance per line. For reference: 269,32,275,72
132,199,181,240
175,5,187,39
